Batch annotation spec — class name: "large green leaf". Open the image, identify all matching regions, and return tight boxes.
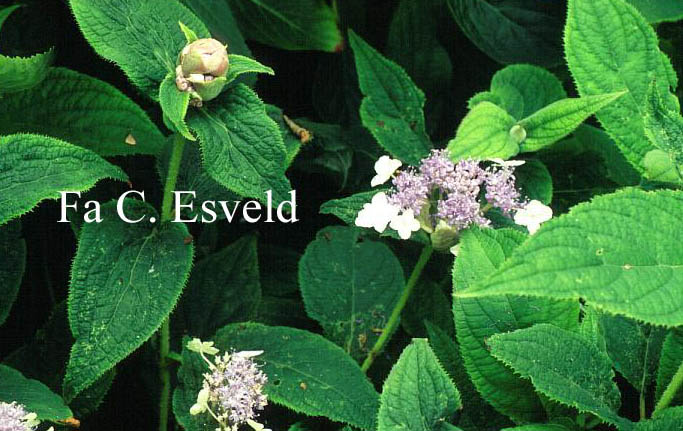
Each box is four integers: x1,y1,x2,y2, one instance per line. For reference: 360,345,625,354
643,82,683,183
378,339,461,431
349,30,431,165
0,134,128,226
64,200,194,400
225,54,274,84
447,102,520,161
181,235,260,339
0,49,54,94
518,92,626,153
69,0,210,98
626,0,683,23
226,0,343,52
0,220,25,326
174,324,380,430
0,68,165,156
657,329,683,406
159,73,194,141
299,226,404,360
636,407,683,430
187,84,291,204
453,227,580,423
0,365,72,421
446,0,565,67
488,324,631,429
457,189,683,327
565,0,678,175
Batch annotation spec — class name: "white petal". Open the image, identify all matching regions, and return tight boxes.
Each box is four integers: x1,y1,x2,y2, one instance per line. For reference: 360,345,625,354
354,205,375,228
371,156,402,187
235,350,264,358
196,387,210,405
489,158,526,168
247,419,265,431
190,403,206,415
514,200,552,234
389,209,421,240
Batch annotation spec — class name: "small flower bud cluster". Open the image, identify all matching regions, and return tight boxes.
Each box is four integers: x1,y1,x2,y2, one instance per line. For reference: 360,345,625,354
187,339,270,431
0,402,41,431
175,38,230,107
355,150,553,249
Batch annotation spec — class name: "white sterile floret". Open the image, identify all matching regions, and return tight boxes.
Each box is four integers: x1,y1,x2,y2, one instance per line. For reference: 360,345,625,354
371,155,402,187
514,200,553,234
355,192,400,233
389,209,421,240
190,387,210,415
488,158,526,168
247,419,272,431
187,338,220,355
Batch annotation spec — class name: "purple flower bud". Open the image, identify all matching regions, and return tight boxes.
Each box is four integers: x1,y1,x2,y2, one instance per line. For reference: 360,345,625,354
0,402,36,431
484,166,523,214
388,169,430,215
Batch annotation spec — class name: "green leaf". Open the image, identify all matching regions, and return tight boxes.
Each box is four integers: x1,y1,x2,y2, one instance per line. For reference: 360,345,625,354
69,0,210,98
180,0,252,59
636,406,683,430
447,102,520,161
626,0,683,23
0,68,166,156
187,84,291,204
0,49,54,94
178,21,198,43
378,339,461,431
657,329,683,406
0,4,21,31
160,72,194,141
600,314,665,394
0,365,72,421
518,92,627,153
225,54,274,84
181,235,260,338
174,323,380,430
0,133,128,226
565,0,678,174
489,65,567,119
446,0,565,67
226,0,343,52
488,324,631,430
643,82,683,183
515,159,553,205
349,30,432,165
0,220,25,326
502,426,572,431
458,189,683,327
454,227,580,423
64,200,194,400
299,226,404,360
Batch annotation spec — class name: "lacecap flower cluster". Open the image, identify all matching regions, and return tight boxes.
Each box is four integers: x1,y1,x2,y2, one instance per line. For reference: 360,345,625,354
0,402,50,431
355,150,552,251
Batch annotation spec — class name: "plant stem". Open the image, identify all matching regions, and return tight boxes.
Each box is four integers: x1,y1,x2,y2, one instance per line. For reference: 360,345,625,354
158,134,185,431
361,244,433,372
653,359,683,416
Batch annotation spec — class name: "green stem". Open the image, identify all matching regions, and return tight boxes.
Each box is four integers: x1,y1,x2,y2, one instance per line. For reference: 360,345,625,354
158,134,185,431
654,359,683,416
361,245,433,372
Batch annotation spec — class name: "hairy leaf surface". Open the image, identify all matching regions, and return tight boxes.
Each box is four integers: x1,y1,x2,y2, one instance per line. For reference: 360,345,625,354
159,73,194,141
0,365,72,421
0,134,128,226
64,200,193,400
626,0,683,23
0,49,54,94
657,329,683,405
448,102,519,161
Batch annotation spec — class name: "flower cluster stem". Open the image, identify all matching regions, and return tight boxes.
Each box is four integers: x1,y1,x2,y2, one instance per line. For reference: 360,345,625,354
653,359,683,416
158,134,186,431
361,244,433,372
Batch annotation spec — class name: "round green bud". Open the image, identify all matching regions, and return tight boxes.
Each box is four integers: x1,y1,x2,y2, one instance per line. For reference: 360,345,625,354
509,124,527,143
430,220,459,252
179,38,229,78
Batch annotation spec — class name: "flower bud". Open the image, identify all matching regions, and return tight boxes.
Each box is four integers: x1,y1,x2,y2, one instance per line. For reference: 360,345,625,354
430,220,459,252
179,38,229,78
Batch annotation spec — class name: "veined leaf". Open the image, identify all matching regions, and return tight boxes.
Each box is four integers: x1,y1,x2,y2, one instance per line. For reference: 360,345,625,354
488,324,631,430
489,64,567,119
160,72,194,141
458,189,683,327
226,0,343,52
0,49,54,93
643,82,683,184
0,365,72,421
225,54,274,84
565,0,678,175
173,324,380,430
378,339,461,431
446,0,565,67
636,406,683,430
0,134,128,226
180,0,252,58
0,68,166,156
518,92,626,153
64,200,194,400
349,30,432,165
626,0,683,23
181,235,260,339
0,220,25,326
447,102,520,161
299,226,404,360
187,84,291,204
453,227,580,423
657,329,683,406
69,0,210,98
